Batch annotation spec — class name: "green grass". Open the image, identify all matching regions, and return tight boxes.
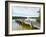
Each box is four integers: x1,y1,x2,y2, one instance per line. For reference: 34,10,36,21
16,25,32,30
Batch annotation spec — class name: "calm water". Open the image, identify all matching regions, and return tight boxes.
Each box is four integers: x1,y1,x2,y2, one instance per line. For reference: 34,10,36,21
12,19,40,30
12,19,19,30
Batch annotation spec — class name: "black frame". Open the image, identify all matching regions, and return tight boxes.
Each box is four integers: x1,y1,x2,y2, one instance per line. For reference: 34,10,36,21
5,1,45,36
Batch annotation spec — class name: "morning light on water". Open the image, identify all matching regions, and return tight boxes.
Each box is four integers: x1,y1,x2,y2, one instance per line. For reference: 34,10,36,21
12,6,40,30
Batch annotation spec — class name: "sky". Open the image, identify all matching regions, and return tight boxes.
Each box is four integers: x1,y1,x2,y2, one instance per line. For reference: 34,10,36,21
12,6,40,17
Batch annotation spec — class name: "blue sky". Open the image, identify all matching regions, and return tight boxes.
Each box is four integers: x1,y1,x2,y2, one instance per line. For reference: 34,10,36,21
12,6,40,17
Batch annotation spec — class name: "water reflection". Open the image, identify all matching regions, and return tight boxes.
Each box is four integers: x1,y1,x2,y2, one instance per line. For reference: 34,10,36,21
12,18,40,30
12,19,20,30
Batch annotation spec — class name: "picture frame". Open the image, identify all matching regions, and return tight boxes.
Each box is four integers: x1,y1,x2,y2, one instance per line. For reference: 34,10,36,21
5,1,45,36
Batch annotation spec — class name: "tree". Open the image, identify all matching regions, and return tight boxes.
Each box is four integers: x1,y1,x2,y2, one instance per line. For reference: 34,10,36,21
36,9,40,23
